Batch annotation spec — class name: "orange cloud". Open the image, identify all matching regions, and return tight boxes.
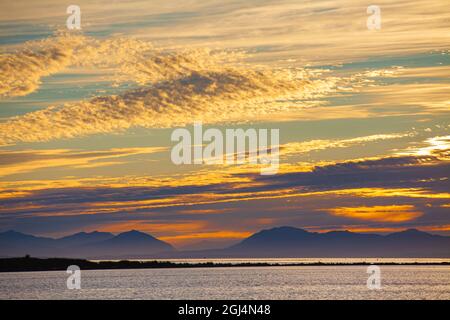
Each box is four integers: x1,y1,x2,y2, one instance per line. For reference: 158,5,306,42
177,208,233,215
423,224,450,232
327,205,423,222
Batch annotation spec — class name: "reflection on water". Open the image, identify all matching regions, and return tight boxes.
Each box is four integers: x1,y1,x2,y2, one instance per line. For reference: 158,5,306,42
119,258,450,264
1,265,449,299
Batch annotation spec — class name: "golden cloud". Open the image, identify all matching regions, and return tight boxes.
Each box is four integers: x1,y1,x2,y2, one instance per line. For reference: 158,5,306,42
0,147,166,177
1,32,405,146
327,205,423,222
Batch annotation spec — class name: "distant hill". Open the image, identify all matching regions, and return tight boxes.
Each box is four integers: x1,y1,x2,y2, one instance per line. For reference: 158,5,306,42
83,230,174,258
223,226,450,258
0,230,56,257
0,230,174,259
1,226,449,259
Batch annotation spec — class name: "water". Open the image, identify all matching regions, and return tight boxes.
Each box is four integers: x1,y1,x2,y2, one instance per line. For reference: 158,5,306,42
1,265,449,299
113,258,450,264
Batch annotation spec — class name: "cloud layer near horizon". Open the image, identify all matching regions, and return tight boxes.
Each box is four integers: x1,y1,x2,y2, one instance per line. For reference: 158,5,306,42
1,135,449,240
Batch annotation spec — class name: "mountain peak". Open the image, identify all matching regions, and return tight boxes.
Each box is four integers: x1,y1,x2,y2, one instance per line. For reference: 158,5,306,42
71,232,88,236
127,229,143,234
324,230,354,236
233,226,313,249
264,226,309,233
94,229,174,257
108,230,165,244
117,230,153,238
326,230,351,234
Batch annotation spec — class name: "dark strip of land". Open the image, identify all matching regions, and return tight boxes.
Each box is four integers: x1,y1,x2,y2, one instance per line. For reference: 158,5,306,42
1,257,449,272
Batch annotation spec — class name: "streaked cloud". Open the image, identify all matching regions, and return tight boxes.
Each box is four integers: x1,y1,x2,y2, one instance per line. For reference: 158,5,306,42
280,133,411,159
1,136,448,219
4,0,448,64
0,147,165,177
327,205,423,222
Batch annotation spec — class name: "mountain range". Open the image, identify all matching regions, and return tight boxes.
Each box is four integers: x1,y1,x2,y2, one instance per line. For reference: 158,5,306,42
0,230,173,259
1,226,449,259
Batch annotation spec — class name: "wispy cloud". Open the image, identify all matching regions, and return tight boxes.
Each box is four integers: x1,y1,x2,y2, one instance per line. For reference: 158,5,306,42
1,136,448,217
0,147,165,177
326,205,423,222
280,133,411,159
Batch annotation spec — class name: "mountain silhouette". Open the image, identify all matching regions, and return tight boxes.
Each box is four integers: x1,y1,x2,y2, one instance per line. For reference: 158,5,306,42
0,229,174,259
85,230,174,258
1,227,449,258
0,230,56,254
224,227,450,258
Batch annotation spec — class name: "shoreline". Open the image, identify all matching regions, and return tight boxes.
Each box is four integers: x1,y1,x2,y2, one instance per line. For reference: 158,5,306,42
1,257,450,273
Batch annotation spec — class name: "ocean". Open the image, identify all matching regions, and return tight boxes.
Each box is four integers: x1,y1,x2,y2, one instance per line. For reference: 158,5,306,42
1,262,449,299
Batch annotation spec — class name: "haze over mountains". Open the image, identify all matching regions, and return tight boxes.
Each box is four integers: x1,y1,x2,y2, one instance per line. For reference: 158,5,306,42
1,227,449,259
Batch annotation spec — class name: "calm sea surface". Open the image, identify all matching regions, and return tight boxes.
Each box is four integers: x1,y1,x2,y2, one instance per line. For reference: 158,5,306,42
1,259,450,299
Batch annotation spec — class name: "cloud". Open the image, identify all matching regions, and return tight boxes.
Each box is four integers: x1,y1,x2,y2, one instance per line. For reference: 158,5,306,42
0,32,239,98
1,136,449,216
115,0,450,64
0,59,341,145
5,30,441,147
2,0,450,71
1,138,449,239
1,1,449,240
361,82,450,113
326,205,423,222
280,133,410,159
0,147,165,177
396,135,450,158
4,31,420,146
0,33,83,98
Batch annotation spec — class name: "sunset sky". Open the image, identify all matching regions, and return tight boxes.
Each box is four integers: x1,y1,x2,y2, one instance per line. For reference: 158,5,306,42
0,0,449,249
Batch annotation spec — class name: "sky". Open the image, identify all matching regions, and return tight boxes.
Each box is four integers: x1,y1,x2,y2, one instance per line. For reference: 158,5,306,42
0,0,449,249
